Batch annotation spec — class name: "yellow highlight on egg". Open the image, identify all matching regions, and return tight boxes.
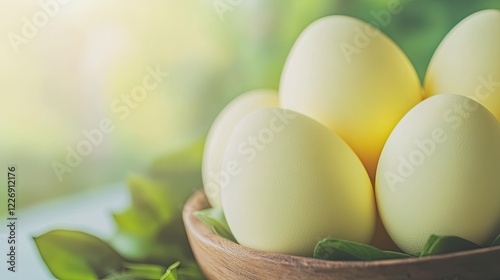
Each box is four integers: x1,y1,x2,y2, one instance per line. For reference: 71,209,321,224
280,15,422,180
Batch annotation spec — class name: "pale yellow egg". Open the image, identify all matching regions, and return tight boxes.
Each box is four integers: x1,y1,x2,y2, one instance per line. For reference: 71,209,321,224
221,108,375,256
376,94,500,255
202,90,279,208
280,15,422,180
425,9,500,121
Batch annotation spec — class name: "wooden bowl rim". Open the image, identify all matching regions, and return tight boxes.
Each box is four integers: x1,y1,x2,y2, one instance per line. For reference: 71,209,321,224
183,189,500,269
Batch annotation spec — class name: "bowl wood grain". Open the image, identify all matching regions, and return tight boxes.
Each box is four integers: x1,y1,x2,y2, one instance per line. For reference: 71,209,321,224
183,190,500,280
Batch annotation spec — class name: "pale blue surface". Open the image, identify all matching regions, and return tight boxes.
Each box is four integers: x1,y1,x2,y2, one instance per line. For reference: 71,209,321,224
0,183,129,280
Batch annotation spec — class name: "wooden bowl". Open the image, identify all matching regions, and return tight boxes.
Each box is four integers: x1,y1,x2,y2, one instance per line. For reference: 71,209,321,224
183,190,500,280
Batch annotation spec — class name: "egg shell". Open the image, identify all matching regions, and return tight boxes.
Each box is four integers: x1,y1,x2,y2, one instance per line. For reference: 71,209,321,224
221,108,375,256
424,9,500,121
280,15,422,180
202,90,279,208
376,94,500,255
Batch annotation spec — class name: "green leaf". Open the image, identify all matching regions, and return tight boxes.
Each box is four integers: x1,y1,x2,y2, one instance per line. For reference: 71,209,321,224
112,176,175,239
195,208,237,243
103,273,141,280
159,261,204,280
110,215,192,265
176,262,205,280
313,238,412,261
420,235,481,257
112,208,159,236
104,263,165,280
149,139,204,204
127,176,174,223
33,230,125,279
111,175,194,264
491,234,500,247
160,262,180,280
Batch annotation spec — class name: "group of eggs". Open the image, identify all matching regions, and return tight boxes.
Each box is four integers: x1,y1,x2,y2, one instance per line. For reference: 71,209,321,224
202,10,500,256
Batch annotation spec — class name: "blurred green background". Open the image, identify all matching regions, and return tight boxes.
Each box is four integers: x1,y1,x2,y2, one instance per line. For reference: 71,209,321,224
1,0,499,208
1,0,500,279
